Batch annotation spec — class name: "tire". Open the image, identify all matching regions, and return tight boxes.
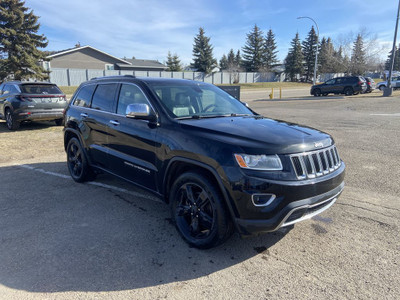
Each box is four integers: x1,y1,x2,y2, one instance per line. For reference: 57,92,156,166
344,87,353,96
379,85,385,91
55,118,64,126
169,172,232,249
5,109,20,130
66,137,95,182
313,89,321,97
322,93,328,96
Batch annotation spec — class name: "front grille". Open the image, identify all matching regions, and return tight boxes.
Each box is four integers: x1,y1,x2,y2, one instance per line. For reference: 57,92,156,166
290,145,341,179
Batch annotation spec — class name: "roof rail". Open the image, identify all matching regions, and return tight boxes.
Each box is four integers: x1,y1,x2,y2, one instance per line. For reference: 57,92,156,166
90,74,136,80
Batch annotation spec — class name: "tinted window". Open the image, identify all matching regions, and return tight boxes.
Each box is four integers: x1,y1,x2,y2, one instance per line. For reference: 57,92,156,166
117,84,150,115
73,84,96,107
325,79,335,85
91,83,117,112
20,84,62,94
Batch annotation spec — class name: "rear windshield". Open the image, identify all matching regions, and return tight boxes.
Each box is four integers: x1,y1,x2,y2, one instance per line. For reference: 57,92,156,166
20,84,63,95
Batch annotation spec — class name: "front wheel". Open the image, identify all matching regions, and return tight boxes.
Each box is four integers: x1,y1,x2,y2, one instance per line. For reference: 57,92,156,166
313,89,321,97
379,85,385,91
169,172,232,249
66,137,95,182
5,109,20,130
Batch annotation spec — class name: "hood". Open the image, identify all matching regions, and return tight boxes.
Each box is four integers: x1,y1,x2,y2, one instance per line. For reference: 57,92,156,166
179,116,333,154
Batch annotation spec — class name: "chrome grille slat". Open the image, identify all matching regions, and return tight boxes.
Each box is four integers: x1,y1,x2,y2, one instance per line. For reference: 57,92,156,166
290,146,341,180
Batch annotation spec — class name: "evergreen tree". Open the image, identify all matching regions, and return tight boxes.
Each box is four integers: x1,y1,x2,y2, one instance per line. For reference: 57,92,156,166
191,27,217,74
385,45,400,71
285,33,304,81
166,51,182,71
219,54,228,70
220,49,242,72
332,46,347,73
319,37,335,73
235,50,242,68
0,0,48,80
264,29,279,71
302,26,318,82
350,34,367,75
242,24,266,72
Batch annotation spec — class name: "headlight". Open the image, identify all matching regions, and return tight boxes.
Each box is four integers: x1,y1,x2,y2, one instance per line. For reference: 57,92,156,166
234,154,283,171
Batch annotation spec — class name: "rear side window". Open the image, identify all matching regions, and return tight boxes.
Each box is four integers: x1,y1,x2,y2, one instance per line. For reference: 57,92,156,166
91,83,117,112
73,84,96,108
20,84,62,94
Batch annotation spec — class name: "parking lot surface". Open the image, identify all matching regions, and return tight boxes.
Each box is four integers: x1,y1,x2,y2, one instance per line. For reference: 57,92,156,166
0,91,399,299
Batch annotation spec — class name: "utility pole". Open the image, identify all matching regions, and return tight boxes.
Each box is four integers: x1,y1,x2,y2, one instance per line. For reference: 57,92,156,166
384,0,400,96
297,16,319,85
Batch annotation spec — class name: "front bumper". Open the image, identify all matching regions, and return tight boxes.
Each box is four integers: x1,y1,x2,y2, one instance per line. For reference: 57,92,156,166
225,162,345,236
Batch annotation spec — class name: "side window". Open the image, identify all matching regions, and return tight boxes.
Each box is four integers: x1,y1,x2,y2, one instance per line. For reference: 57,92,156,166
73,85,96,108
326,79,335,85
91,83,118,112
117,84,150,115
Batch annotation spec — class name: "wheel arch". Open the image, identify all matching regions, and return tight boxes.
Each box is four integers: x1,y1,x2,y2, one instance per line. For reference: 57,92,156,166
163,157,239,219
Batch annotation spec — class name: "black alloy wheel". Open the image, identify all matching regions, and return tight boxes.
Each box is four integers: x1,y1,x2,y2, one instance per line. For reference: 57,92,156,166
170,172,232,249
344,87,353,96
313,89,321,97
5,109,20,130
66,137,95,182
55,118,64,126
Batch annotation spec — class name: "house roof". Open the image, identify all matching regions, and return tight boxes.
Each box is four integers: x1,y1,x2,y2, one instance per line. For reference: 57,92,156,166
121,59,167,69
46,45,131,65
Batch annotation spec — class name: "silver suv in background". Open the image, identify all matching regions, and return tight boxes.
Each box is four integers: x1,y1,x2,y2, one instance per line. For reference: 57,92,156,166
376,77,400,91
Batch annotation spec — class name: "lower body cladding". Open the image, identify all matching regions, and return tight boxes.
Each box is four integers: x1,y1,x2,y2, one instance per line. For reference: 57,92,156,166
15,109,64,122
230,164,345,236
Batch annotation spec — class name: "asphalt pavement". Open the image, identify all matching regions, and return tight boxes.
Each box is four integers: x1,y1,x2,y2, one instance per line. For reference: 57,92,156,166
0,90,399,299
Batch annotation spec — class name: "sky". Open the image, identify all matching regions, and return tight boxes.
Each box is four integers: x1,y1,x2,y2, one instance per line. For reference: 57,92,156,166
25,0,399,66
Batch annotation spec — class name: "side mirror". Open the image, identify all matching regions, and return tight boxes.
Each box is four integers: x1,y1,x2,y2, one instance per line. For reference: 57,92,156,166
126,103,156,121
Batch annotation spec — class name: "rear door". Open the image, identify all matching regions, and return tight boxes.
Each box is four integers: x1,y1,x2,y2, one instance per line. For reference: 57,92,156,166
85,83,118,169
106,83,159,190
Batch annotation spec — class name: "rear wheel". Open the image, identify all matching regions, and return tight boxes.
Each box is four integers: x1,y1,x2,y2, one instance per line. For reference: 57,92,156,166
5,109,20,130
55,118,64,126
66,137,95,182
169,172,232,249
344,87,353,96
313,89,321,97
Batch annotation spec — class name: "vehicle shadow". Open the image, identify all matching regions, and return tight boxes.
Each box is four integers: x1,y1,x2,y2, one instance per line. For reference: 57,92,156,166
0,162,292,293
0,120,61,132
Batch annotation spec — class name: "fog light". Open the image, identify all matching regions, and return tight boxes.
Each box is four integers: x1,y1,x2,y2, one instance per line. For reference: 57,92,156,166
252,194,276,207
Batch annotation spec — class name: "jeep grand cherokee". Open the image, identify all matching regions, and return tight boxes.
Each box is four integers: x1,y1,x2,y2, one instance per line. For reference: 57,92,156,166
64,75,345,248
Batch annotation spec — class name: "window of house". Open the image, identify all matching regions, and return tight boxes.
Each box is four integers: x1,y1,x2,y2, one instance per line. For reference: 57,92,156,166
105,64,114,70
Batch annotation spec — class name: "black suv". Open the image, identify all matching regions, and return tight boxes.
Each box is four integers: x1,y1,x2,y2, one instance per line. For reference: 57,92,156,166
64,76,345,248
0,81,67,130
311,76,367,96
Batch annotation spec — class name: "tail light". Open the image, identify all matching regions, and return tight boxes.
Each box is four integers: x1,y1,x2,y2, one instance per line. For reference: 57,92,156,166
16,95,33,102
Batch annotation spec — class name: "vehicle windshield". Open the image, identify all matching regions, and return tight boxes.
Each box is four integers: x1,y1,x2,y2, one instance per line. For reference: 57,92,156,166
20,84,63,95
146,81,254,119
